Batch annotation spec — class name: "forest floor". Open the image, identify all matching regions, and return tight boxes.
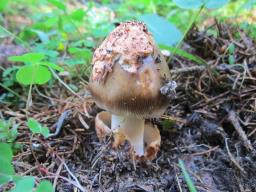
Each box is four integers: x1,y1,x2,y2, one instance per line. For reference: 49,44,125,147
1,23,256,192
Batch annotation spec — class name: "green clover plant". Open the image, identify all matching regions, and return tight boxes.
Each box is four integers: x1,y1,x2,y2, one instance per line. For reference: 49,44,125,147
0,143,54,192
27,118,50,138
9,52,64,86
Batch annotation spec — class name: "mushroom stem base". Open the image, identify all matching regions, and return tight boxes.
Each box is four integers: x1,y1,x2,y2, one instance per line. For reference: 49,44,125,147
111,114,145,156
95,111,161,160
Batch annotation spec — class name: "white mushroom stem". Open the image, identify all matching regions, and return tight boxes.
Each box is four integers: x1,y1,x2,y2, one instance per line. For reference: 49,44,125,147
111,115,124,131
111,114,145,156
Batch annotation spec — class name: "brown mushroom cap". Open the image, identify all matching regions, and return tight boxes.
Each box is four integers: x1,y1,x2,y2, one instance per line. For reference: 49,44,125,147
88,21,170,118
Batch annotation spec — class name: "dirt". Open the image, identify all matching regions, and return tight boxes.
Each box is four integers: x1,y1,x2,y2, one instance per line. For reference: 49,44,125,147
1,23,256,192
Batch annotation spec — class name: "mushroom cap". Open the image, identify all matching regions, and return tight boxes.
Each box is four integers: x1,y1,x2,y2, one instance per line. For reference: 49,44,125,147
88,21,170,118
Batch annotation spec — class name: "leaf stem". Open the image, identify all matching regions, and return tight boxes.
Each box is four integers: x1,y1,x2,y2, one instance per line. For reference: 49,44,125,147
167,5,204,64
26,84,33,118
0,25,31,51
0,82,22,98
49,68,82,99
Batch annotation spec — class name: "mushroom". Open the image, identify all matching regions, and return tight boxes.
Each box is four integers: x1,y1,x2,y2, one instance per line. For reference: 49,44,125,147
88,21,175,160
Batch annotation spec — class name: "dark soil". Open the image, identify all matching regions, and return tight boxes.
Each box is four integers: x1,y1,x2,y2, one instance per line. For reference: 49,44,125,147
1,23,256,192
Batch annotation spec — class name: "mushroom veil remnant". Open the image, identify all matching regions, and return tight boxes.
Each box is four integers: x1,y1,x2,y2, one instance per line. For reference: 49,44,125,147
88,21,175,160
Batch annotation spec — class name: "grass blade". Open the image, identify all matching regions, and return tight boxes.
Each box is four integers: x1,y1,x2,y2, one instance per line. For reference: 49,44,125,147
178,159,197,192
160,45,207,65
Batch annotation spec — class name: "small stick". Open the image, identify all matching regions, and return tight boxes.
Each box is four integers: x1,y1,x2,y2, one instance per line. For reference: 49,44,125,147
50,68,82,99
170,66,205,74
170,64,246,75
55,155,85,192
174,167,183,192
227,110,254,151
161,115,187,124
225,138,246,174
47,110,71,138
41,175,85,192
191,146,219,156
63,162,85,192
53,161,64,190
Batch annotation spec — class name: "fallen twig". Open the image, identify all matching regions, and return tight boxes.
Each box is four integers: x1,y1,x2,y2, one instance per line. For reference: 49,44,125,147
53,161,64,190
191,146,219,156
227,110,253,151
47,110,71,138
63,161,85,192
225,138,246,174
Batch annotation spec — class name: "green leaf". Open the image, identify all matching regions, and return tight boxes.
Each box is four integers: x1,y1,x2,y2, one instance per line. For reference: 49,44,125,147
139,14,182,46
228,43,235,64
74,48,92,59
240,0,256,10
162,119,175,129
12,175,23,183
39,62,64,72
41,126,50,138
16,65,51,85
12,143,22,154
70,40,95,48
228,43,235,54
0,143,14,182
160,45,207,65
3,66,19,77
34,45,59,58
0,142,12,162
27,118,50,137
30,29,49,43
68,47,92,60
84,40,95,48
47,0,66,11
68,47,82,54
64,59,85,65
0,0,9,12
173,0,202,9
27,118,41,131
0,174,12,185
205,0,229,9
36,180,54,192
173,0,229,9
0,120,9,132
0,132,8,140
9,53,45,63
10,176,35,192
0,160,15,176
91,24,115,38
0,119,18,142
70,9,85,21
